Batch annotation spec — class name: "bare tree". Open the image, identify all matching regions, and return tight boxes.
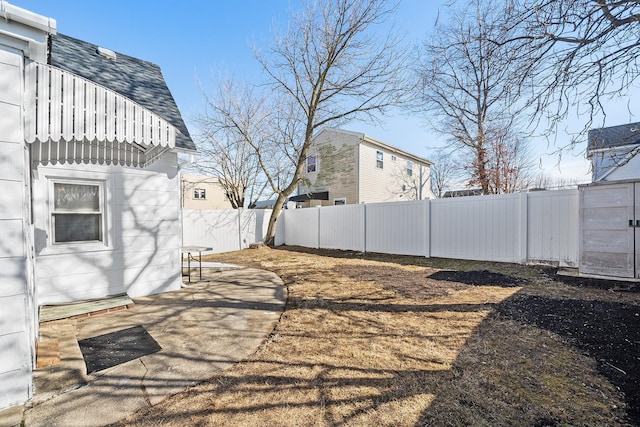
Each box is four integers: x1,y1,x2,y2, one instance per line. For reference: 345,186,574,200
528,173,583,190
429,150,460,198
195,78,271,208
390,161,432,200
417,0,535,194
243,0,410,244
508,0,640,139
468,128,534,193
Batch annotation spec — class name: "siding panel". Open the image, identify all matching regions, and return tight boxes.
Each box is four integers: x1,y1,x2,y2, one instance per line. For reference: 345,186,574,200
0,44,32,410
0,258,27,297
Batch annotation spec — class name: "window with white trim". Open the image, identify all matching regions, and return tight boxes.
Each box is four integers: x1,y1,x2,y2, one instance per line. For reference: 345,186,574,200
194,188,206,199
376,150,384,169
407,160,413,177
334,198,346,205
391,155,397,162
51,181,104,243
307,155,317,173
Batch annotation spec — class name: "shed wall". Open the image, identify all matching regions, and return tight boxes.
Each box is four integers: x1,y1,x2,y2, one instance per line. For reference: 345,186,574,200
32,153,183,304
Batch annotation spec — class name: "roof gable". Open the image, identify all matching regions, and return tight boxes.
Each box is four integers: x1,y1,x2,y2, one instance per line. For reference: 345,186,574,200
49,33,195,152
588,122,640,153
314,127,433,166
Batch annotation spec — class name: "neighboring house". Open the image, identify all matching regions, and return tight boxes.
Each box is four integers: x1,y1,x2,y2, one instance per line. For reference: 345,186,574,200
587,121,640,182
294,128,434,207
0,3,196,409
181,173,233,210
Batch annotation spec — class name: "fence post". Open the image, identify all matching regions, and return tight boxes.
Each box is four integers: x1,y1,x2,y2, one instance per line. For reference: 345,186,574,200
362,203,367,253
519,192,528,263
237,208,243,251
424,198,431,258
316,206,321,249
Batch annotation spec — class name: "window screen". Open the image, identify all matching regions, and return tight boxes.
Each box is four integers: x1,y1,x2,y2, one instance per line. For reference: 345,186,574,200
52,182,102,243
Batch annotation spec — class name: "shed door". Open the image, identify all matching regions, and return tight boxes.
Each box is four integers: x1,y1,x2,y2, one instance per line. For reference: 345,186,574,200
579,182,635,278
635,184,640,279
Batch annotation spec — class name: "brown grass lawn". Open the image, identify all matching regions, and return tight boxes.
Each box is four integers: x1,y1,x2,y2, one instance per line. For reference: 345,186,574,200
115,246,639,426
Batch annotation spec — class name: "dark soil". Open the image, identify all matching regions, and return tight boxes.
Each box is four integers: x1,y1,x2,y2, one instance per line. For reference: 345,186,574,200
495,294,640,424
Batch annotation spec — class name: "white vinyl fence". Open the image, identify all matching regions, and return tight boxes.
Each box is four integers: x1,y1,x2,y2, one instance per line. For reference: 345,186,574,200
182,189,579,266
182,209,283,253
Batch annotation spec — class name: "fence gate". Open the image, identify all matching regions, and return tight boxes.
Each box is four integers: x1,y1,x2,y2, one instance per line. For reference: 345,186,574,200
579,181,638,278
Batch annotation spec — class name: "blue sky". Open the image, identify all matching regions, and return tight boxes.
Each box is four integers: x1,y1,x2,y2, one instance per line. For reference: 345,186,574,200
16,0,631,183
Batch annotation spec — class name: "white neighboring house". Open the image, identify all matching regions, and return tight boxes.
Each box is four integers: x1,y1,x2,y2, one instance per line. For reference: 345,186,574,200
0,2,197,409
587,122,640,182
294,128,434,207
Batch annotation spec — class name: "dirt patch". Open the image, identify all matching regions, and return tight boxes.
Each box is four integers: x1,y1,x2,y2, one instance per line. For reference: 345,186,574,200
114,246,639,426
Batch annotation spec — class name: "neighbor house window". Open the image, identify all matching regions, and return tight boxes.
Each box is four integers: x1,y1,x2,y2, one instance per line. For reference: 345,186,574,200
407,160,413,177
52,181,103,243
194,188,206,199
376,150,384,169
391,155,397,162
334,198,346,206
307,155,317,173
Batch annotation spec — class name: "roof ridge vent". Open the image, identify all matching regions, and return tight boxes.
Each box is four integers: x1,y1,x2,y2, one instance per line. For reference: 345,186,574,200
97,46,116,60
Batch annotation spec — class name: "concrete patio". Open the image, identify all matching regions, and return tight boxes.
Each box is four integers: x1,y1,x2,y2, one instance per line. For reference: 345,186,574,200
1,266,285,427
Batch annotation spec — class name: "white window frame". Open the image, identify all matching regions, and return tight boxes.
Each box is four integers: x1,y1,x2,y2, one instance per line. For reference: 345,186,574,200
41,172,115,255
407,160,413,177
306,155,318,173
334,197,346,206
194,188,206,199
391,155,397,162
376,150,384,169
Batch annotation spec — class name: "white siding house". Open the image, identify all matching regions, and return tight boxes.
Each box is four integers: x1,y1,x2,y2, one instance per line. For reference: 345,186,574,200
0,3,53,409
295,128,434,207
587,122,640,182
0,2,197,409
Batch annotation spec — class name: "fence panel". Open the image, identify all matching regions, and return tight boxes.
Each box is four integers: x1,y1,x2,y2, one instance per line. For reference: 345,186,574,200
430,194,523,263
183,209,274,253
365,200,427,256
319,204,365,251
183,190,580,265
239,209,272,248
182,209,240,253
284,207,319,248
527,189,579,266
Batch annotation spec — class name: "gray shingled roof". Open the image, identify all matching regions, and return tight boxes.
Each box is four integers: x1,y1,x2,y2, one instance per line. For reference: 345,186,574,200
587,122,640,153
49,33,196,152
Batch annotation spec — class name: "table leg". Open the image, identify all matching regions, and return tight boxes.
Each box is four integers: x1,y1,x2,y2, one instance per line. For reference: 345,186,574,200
188,252,192,283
